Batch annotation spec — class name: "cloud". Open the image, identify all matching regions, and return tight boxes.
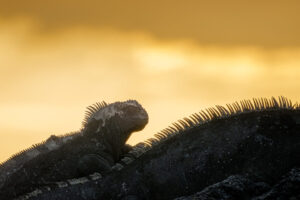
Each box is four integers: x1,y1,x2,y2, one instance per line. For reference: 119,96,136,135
1,1,300,47
0,16,300,162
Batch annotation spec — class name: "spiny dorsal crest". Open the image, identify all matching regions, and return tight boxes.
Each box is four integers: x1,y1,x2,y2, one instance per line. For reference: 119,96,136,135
82,101,108,127
139,96,299,148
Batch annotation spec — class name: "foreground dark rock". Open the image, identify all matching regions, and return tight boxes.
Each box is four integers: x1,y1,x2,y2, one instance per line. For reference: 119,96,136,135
2,97,300,200
175,168,300,200
255,168,300,200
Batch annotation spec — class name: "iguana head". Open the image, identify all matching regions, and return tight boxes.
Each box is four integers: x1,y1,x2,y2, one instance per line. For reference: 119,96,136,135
83,100,148,138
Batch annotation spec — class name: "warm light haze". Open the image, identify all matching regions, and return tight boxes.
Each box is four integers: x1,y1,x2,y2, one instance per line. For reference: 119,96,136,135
0,1,300,162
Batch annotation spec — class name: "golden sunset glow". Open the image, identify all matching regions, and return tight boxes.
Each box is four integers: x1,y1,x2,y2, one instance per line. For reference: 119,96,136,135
0,1,300,162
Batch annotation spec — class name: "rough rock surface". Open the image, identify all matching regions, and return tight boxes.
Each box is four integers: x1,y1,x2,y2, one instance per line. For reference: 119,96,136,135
175,168,300,200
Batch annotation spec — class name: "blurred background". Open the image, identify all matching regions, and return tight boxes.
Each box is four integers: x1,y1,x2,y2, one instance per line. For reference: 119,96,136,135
0,0,300,162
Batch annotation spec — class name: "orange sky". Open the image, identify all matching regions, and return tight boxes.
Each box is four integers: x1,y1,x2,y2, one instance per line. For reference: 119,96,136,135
0,1,300,162
1,0,300,46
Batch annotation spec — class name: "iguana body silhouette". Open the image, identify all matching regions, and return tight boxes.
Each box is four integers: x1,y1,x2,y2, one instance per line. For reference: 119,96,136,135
2,97,300,200
0,100,148,199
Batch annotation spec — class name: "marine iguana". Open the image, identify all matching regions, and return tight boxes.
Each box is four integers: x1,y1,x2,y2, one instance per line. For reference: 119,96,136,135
0,100,148,198
3,96,300,200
